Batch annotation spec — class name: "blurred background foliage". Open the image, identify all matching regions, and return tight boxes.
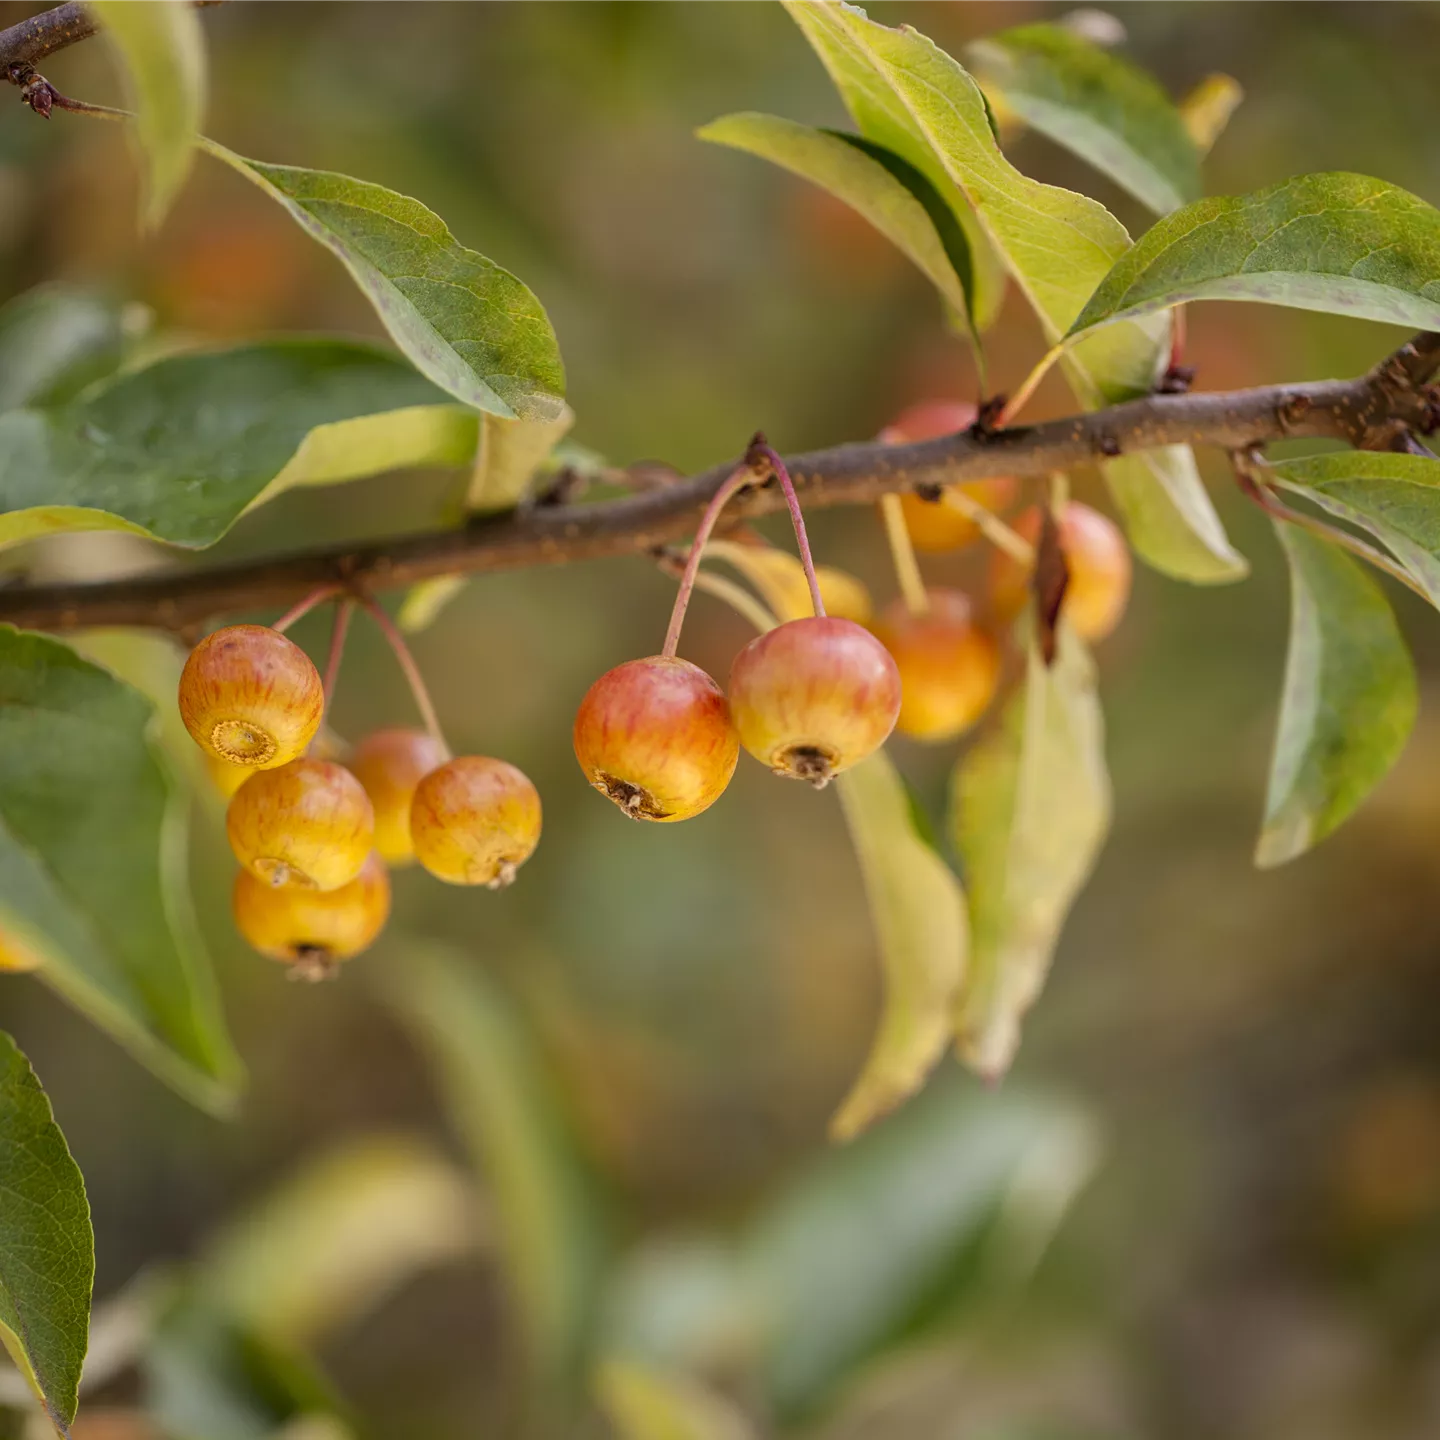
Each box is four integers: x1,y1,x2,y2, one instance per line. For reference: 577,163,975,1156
2,2,1440,1437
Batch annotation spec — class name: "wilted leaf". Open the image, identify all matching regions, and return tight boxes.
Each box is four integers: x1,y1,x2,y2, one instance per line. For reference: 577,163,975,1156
1179,73,1244,156
0,287,129,412
0,339,474,551
1102,448,1247,583
1270,451,1440,609
198,1135,480,1346
596,1360,754,1440
0,1032,92,1438
200,142,565,420
385,947,606,1389
952,630,1110,1080
0,629,240,1108
1256,524,1416,868
698,114,978,338
741,1080,1097,1418
967,22,1201,214
830,754,968,1141
784,0,1240,582
1070,172,1440,337
92,0,205,228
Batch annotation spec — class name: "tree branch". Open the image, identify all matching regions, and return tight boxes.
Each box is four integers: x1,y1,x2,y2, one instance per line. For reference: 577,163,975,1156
1,334,1437,636
0,1,223,82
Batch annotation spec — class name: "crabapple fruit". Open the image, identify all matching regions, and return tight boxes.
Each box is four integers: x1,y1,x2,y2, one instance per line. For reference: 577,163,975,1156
350,727,449,865
728,616,901,786
573,656,738,821
179,624,323,768
410,755,542,887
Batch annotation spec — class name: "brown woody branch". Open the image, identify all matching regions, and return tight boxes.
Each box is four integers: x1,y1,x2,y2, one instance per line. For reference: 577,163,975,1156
0,333,1436,636
0,1,223,86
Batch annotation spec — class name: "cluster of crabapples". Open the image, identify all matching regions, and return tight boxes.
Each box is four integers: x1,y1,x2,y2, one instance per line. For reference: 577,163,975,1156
573,409,1132,824
177,403,1132,974
178,622,540,979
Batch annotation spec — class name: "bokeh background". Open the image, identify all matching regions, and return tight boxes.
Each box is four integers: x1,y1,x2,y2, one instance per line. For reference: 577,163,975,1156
3,3,1440,1437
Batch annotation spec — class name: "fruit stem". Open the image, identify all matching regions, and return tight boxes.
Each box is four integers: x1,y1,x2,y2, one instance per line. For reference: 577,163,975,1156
995,343,1064,428
321,599,353,711
878,494,930,616
358,595,452,758
745,436,826,619
661,464,754,659
941,489,1035,563
272,584,343,635
691,568,780,636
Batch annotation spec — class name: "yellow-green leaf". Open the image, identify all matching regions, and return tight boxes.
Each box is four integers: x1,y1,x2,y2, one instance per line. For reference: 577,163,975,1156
951,629,1110,1079
198,1135,480,1346
91,0,205,228
1179,73,1244,157
384,947,606,1388
595,1360,754,1440
0,1032,92,1438
1257,524,1416,868
830,753,967,1141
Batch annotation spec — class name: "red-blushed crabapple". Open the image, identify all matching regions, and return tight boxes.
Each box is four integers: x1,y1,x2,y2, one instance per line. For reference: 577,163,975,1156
728,616,901,787
233,851,390,981
410,755,542,887
179,624,323,768
573,656,739,821
872,589,1000,742
350,727,449,866
990,501,1132,642
227,757,374,891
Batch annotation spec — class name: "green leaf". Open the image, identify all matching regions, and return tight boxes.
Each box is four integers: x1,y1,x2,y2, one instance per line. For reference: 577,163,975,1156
198,1135,479,1346
1269,451,1440,609
0,629,240,1109
199,141,565,420
1256,524,1416,868
385,947,606,1390
1069,173,1440,338
951,630,1110,1080
967,23,1202,215
697,113,979,339
595,1360,754,1440
740,1080,1097,1418
0,339,475,551
0,287,129,412
784,0,1241,583
830,753,968,1142
91,0,205,228
0,1032,92,1437
397,576,469,635
1102,448,1247,583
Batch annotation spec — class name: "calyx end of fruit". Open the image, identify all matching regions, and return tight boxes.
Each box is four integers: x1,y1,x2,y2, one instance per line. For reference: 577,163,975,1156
286,945,339,983
591,771,669,820
773,744,838,789
211,718,278,766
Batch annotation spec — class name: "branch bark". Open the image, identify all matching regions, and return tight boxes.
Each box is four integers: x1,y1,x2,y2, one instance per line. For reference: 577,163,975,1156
1,334,1436,635
0,1,223,80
